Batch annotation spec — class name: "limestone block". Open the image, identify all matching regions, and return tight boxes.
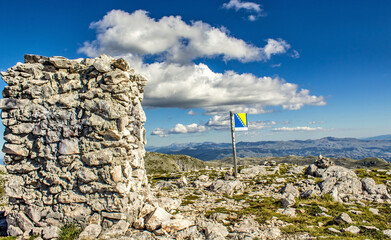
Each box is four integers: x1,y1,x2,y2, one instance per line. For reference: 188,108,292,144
77,167,98,183
112,58,130,71
334,213,353,224
103,69,130,85
0,98,21,110
7,225,23,236
49,56,75,69
57,191,87,203
81,149,113,166
16,212,34,233
111,165,123,183
162,219,194,233
58,139,79,155
2,143,29,156
6,162,39,174
93,54,114,73
144,207,172,231
25,205,42,224
5,175,24,199
100,220,129,239
42,226,60,239
79,224,102,239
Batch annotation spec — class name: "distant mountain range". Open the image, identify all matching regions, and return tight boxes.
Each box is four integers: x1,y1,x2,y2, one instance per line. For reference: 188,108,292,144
147,136,391,162
362,134,391,140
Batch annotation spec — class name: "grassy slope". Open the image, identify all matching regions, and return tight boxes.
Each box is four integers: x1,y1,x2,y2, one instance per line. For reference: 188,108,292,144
145,152,212,174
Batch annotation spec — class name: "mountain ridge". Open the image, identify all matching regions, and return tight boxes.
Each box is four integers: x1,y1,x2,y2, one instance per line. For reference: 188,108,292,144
146,136,391,162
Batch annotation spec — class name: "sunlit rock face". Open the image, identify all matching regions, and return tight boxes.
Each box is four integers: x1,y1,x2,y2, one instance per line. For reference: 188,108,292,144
1,54,149,237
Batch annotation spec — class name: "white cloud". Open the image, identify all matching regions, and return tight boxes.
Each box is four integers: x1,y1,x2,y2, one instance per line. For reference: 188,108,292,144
249,120,277,130
271,63,282,68
264,38,291,59
273,126,324,132
308,121,325,125
222,0,266,21
151,128,168,137
187,110,197,115
79,10,326,115
79,9,265,63
223,0,262,13
206,114,230,130
138,61,325,114
169,123,207,134
248,15,257,21
289,50,300,59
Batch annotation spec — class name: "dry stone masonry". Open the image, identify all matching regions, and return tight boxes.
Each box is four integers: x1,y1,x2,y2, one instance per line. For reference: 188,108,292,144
0,54,149,238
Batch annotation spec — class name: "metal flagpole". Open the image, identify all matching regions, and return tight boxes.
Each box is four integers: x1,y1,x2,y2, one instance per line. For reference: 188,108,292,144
230,111,238,178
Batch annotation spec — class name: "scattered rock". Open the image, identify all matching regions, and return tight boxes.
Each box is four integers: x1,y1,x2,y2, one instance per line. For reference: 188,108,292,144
79,224,102,239
328,227,341,233
369,208,379,215
383,229,391,238
161,219,194,233
42,226,60,239
282,194,296,208
334,213,353,224
144,207,172,231
209,180,244,196
343,225,360,234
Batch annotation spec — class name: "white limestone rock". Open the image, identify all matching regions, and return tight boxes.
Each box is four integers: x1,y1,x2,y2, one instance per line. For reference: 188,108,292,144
144,207,172,231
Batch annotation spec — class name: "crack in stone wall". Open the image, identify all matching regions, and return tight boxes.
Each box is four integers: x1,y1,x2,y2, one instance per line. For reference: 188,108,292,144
0,54,149,238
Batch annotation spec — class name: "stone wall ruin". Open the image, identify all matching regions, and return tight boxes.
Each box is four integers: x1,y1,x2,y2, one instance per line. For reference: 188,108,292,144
0,54,150,238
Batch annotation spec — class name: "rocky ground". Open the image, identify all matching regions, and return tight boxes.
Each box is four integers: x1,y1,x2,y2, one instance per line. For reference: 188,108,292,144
2,156,391,239
142,156,391,239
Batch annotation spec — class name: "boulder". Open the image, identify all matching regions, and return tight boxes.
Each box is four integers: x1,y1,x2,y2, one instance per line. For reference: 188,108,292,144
282,194,296,208
42,226,60,240
144,207,172,231
362,177,388,195
161,219,194,233
334,213,353,224
343,225,360,234
209,180,245,196
281,183,300,198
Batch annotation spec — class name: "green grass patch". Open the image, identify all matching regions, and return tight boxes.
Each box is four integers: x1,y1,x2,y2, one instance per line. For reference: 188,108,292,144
355,168,391,185
58,223,82,240
181,195,200,206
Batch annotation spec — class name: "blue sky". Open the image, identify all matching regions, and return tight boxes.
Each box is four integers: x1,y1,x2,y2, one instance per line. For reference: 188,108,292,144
1,0,390,148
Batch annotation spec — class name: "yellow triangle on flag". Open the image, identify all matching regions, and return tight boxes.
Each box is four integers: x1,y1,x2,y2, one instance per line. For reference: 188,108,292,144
237,113,247,127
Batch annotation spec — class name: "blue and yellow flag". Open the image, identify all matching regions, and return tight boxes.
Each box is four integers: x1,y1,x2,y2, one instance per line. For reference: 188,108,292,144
233,113,248,131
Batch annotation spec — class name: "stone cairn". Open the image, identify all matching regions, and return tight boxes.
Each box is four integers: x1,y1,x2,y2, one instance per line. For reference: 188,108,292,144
0,54,150,238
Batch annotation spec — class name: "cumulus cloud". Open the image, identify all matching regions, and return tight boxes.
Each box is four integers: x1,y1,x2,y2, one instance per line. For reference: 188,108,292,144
264,39,291,59
79,9,266,63
139,62,325,113
151,128,168,137
169,123,207,134
206,114,230,130
187,110,197,115
273,126,324,132
79,10,325,115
